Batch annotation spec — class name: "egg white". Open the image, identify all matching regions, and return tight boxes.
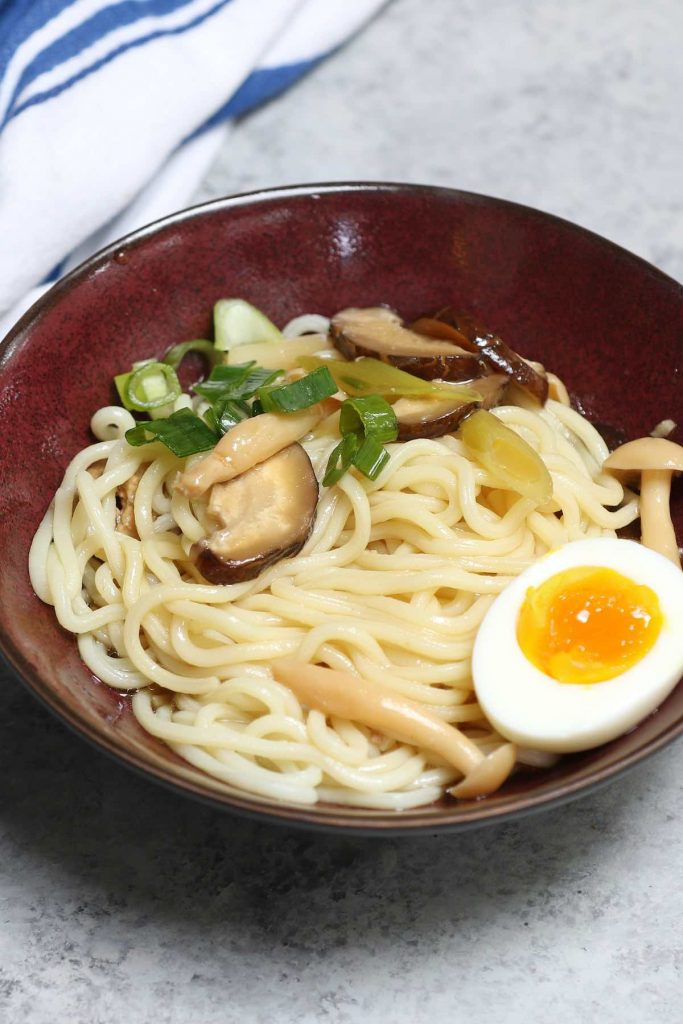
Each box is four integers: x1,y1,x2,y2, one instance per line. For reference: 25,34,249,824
472,538,683,752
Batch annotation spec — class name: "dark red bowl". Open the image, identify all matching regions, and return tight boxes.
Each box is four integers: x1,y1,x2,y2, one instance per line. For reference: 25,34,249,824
1,183,682,835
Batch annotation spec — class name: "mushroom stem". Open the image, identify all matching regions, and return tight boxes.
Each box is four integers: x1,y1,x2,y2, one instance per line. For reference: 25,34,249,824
272,660,516,797
447,744,517,799
175,401,333,498
640,469,680,565
603,437,683,569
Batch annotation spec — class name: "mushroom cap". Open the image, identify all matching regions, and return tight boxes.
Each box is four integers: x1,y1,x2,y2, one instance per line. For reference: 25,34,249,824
192,442,318,584
412,308,548,404
604,436,683,476
330,306,484,382
393,374,508,442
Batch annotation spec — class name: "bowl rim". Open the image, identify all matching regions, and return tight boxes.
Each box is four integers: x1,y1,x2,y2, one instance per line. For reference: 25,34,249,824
1,180,682,836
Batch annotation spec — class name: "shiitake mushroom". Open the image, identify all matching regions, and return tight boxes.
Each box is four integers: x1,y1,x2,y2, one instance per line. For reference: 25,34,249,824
394,374,509,441
193,443,318,584
330,307,484,382
411,309,548,404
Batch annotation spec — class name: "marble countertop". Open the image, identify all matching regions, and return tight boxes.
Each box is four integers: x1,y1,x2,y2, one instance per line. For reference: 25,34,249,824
2,1,682,1021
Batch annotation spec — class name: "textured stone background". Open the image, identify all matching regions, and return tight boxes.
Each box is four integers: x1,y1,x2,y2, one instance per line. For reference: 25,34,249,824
2,1,682,1021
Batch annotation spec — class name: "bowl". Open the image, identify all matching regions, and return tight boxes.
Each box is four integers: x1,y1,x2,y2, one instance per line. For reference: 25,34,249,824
1,182,682,835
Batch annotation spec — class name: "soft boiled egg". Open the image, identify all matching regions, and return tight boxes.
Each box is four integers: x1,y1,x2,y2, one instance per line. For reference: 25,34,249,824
472,538,683,752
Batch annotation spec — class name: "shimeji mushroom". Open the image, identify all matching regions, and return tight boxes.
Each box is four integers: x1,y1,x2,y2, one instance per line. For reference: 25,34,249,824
272,661,517,799
175,401,335,498
604,436,683,566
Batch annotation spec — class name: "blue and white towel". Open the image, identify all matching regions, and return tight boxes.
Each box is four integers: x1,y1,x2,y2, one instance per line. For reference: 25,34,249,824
0,0,386,332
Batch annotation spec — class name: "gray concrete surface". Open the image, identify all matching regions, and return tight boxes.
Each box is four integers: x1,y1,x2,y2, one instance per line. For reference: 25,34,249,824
2,1,682,1020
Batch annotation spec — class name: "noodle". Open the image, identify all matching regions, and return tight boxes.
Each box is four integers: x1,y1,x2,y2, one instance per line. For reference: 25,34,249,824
28,313,640,809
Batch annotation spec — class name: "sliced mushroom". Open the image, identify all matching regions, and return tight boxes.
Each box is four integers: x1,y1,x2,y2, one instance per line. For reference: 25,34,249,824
330,307,483,382
411,309,548,404
116,464,148,538
192,443,319,584
394,374,509,441
604,437,683,566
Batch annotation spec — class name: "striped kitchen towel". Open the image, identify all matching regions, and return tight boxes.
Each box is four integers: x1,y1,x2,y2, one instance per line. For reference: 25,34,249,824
0,0,386,331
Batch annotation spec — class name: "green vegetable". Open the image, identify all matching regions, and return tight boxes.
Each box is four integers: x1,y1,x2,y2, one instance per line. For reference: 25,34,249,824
193,362,283,403
299,356,479,401
214,299,281,352
125,409,219,458
203,398,251,435
352,437,391,480
124,362,181,412
258,366,337,413
114,371,135,410
162,339,218,370
339,395,399,445
460,409,553,504
192,362,283,438
323,394,397,487
322,433,361,486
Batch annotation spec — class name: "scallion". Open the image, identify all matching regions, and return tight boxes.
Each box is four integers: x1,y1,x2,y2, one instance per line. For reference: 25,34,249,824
323,394,397,487
125,362,181,412
214,299,281,352
323,433,361,487
352,436,391,480
193,362,283,402
203,398,251,435
125,409,218,458
163,339,218,371
258,366,337,413
114,371,134,410
299,355,480,401
338,395,399,445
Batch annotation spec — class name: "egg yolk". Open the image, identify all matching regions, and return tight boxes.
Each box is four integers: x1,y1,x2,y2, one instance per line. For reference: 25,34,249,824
517,566,662,684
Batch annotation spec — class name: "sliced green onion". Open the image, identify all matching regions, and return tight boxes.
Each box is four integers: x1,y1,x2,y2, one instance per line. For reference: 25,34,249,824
352,436,391,480
124,362,181,412
460,409,553,505
323,394,397,487
214,298,281,352
115,359,164,410
203,398,251,435
258,366,337,413
323,433,361,487
193,362,283,402
163,339,218,370
339,395,398,445
125,409,218,458
192,361,255,397
114,371,134,410
299,356,480,401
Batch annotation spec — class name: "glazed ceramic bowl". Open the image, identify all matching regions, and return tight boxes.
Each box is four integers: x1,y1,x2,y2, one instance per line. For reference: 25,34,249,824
1,183,682,834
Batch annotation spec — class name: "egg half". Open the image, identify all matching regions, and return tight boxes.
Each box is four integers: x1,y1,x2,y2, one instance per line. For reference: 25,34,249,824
472,538,683,752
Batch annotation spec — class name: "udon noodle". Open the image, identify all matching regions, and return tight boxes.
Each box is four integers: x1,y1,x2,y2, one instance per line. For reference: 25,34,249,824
29,312,640,809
